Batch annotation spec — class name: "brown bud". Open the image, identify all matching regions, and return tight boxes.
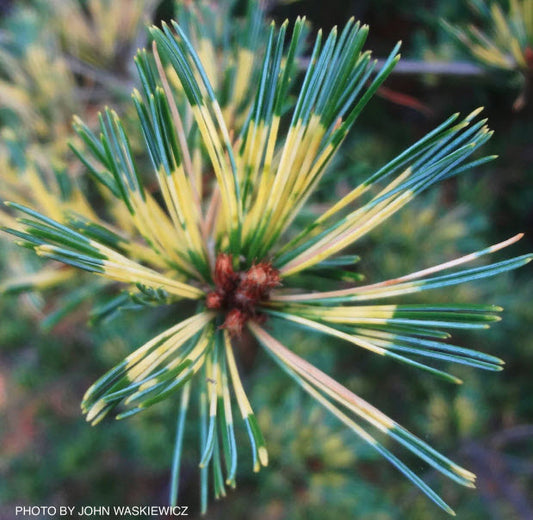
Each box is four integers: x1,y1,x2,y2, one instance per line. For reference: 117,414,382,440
241,263,280,294
257,262,280,288
233,288,253,309
245,264,269,286
214,253,236,291
222,308,246,337
206,291,223,309
525,46,533,69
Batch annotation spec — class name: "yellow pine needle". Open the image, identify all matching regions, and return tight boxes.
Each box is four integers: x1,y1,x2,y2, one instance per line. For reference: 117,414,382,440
273,234,525,302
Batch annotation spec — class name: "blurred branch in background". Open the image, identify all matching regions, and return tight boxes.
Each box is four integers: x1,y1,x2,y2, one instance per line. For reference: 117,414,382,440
376,58,485,76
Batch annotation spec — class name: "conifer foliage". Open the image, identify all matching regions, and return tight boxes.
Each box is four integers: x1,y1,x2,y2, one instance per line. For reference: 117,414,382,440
1,0,531,514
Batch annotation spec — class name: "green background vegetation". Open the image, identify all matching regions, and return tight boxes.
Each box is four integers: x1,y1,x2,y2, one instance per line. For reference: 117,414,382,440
0,1,532,518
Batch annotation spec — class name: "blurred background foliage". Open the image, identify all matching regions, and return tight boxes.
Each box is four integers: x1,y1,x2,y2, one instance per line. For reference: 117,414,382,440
0,0,532,519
